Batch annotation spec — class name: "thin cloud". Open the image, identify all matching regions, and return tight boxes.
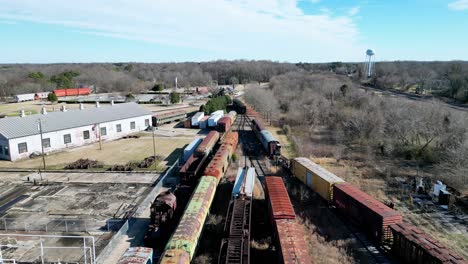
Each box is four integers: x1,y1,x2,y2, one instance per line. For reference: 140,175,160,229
0,0,363,62
448,0,468,10
348,6,360,16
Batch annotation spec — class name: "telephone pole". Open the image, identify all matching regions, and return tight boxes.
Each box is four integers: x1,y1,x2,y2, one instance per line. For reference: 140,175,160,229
38,119,46,170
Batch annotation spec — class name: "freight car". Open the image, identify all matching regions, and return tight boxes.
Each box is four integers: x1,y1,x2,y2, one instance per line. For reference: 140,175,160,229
118,247,153,264
264,176,312,264
333,182,403,243
160,132,238,264
232,99,246,114
217,111,237,132
180,132,220,181
251,119,281,158
218,167,256,264
389,223,467,264
160,176,218,263
290,158,345,202
53,87,91,97
152,110,186,126
14,93,35,102
150,191,176,226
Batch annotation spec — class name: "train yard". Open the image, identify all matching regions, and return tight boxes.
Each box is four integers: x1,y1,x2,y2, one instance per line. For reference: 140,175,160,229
0,93,466,263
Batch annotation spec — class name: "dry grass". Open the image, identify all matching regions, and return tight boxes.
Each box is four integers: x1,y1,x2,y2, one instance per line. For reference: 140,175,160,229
265,124,294,158
251,238,272,250
0,135,191,169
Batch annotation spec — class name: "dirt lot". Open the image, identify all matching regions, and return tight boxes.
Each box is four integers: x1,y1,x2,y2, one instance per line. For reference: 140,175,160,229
0,135,191,169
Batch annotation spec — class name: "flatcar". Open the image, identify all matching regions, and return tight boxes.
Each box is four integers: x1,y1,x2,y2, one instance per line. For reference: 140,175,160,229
152,110,186,127
232,99,246,114
264,176,312,264
251,119,281,157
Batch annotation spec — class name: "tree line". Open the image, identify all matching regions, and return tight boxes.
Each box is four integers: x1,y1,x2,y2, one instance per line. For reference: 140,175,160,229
245,72,468,190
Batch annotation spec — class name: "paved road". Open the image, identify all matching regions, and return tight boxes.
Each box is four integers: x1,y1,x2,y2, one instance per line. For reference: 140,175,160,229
358,85,468,112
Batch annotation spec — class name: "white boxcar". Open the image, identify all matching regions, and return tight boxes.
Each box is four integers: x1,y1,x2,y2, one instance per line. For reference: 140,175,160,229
191,112,204,127
232,168,246,198
183,138,203,162
208,110,224,127
15,93,35,102
35,92,50,99
244,167,256,198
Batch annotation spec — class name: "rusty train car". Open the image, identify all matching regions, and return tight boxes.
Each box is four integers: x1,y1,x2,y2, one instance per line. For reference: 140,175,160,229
264,176,312,264
289,157,466,263
159,132,239,264
150,191,177,226
152,110,186,127
53,87,91,97
180,131,220,182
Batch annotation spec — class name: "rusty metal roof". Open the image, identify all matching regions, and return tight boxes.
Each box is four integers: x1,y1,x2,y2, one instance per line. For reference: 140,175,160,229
265,176,295,220
276,219,312,264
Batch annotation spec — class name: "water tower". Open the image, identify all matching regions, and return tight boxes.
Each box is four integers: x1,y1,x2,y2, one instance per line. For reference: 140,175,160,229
364,49,375,78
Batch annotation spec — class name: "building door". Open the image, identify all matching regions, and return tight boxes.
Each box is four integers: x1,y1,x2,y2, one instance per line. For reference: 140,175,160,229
306,171,312,187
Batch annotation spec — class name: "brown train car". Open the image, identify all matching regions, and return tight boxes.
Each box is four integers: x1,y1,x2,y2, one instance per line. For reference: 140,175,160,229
150,191,177,226
179,154,209,182
217,117,231,133
333,183,403,243
275,219,313,264
204,148,229,183
265,177,312,264
222,132,239,151
390,223,467,264
195,131,220,157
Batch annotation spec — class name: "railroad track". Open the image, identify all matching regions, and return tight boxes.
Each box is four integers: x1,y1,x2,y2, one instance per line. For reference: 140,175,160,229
237,113,391,263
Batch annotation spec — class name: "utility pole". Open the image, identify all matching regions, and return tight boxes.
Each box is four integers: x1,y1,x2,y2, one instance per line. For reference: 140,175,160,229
152,128,156,170
38,118,46,170
98,124,102,150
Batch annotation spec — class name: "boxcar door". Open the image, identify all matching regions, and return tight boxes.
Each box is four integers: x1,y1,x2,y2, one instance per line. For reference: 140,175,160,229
306,171,312,188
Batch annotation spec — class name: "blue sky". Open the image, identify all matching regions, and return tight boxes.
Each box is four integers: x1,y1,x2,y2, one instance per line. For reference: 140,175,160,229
0,0,467,63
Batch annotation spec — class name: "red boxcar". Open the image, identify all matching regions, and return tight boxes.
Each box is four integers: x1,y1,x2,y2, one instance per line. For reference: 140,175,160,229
195,131,219,157
53,88,91,97
332,183,403,243
217,117,231,132
204,148,229,182
265,176,295,220
390,223,466,264
179,154,208,181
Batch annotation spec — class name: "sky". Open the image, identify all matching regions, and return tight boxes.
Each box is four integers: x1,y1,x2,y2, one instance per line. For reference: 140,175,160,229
0,0,467,63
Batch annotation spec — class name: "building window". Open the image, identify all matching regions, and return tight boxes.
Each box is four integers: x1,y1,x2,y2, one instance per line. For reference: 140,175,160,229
145,119,150,127
42,138,51,148
83,130,90,140
130,121,136,130
4,146,9,156
18,142,28,154
64,134,72,144
0,146,3,155
100,127,107,136
116,124,122,132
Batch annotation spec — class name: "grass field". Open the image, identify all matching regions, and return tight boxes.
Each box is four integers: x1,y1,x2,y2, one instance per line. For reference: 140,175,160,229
0,135,191,170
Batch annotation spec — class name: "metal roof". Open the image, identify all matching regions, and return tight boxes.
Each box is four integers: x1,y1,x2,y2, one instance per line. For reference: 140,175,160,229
0,102,151,139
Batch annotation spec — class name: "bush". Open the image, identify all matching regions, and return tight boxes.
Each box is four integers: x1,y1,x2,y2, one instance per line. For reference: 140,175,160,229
152,83,164,91
170,92,180,104
232,153,237,162
201,95,231,114
47,92,57,102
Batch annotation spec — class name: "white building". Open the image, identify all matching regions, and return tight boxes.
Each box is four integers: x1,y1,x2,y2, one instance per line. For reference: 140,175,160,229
0,102,152,161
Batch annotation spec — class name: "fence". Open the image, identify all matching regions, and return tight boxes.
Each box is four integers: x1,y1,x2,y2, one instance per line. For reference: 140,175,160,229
0,217,126,234
0,234,96,264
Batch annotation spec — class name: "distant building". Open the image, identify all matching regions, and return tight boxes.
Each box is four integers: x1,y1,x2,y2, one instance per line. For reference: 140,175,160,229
0,102,152,161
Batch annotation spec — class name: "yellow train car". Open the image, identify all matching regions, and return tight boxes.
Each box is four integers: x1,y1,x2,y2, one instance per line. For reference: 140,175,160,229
290,157,345,202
